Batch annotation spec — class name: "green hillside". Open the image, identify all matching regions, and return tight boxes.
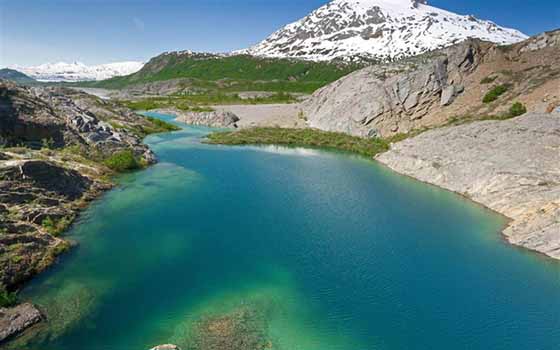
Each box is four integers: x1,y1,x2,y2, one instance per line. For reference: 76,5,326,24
0,68,37,84
86,53,363,94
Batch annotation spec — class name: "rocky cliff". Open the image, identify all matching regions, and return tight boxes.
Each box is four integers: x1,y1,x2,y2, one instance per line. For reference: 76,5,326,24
1,81,156,162
303,29,560,137
377,113,560,259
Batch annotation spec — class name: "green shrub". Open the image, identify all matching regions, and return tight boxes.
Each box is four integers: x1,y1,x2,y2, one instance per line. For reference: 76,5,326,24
103,149,141,172
483,84,509,103
0,287,17,307
41,137,55,150
42,216,72,236
507,102,527,118
144,116,181,132
480,76,497,84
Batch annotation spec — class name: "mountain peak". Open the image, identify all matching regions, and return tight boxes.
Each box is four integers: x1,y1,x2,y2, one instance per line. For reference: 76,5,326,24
242,0,527,62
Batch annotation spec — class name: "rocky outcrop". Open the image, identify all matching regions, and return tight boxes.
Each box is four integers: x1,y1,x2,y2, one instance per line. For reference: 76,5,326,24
0,158,109,289
303,30,560,137
0,80,156,163
157,108,240,128
377,113,560,259
0,303,42,343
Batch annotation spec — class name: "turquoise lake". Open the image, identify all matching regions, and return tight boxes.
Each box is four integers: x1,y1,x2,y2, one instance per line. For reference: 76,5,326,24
11,112,560,350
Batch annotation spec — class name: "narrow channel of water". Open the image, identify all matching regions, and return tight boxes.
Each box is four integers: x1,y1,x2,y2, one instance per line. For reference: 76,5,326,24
11,113,560,350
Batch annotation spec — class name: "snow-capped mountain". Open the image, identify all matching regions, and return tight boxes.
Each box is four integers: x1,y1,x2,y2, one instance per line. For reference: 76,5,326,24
9,61,144,82
241,0,528,61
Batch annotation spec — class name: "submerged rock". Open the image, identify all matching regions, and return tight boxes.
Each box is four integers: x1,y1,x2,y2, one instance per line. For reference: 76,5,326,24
185,306,270,350
150,345,181,350
0,303,43,343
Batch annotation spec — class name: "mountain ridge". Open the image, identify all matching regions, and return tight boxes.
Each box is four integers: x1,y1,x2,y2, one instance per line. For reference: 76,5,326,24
0,68,36,84
8,61,144,82
241,0,528,62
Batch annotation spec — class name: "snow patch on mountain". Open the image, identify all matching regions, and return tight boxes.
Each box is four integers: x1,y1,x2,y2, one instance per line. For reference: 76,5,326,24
240,0,528,61
9,61,144,82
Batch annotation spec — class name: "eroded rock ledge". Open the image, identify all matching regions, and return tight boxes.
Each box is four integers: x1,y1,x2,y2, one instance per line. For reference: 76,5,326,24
376,113,560,259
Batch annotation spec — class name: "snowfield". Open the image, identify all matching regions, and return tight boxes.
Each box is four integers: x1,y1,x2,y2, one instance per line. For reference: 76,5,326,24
10,61,144,82
240,0,528,61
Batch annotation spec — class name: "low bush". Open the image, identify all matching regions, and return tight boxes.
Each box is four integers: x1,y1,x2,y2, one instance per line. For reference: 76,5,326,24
483,84,509,103
507,102,527,118
103,149,141,172
144,116,181,132
42,216,73,236
0,287,17,308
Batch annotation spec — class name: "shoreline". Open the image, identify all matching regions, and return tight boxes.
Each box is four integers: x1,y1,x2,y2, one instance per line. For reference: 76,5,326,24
376,113,560,261
377,158,559,262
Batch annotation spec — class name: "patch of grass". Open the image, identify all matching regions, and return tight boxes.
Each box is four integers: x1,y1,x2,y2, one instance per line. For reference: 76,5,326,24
42,216,73,237
483,84,509,103
144,116,181,133
103,149,141,172
0,287,17,307
480,76,497,84
507,102,527,118
206,127,389,157
83,54,362,94
121,92,297,113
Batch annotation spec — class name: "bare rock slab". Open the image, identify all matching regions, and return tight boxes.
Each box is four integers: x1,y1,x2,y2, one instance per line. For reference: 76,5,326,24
376,113,560,259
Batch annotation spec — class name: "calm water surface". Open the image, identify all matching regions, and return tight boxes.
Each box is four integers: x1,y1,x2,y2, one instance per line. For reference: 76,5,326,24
12,113,560,350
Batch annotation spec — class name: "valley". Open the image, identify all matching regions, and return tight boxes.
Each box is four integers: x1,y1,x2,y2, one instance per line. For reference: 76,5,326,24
1,0,559,348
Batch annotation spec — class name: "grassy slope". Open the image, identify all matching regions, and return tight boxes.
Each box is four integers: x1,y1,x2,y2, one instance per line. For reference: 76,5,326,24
85,54,362,94
0,69,37,84
206,127,390,158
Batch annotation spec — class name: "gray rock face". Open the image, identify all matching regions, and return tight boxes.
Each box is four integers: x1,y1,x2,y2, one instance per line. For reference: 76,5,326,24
303,40,481,137
0,80,155,164
303,30,560,138
0,303,42,343
161,109,240,128
377,113,560,260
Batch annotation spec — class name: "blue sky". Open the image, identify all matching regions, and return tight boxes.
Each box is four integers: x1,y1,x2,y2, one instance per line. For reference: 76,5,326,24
1,0,558,67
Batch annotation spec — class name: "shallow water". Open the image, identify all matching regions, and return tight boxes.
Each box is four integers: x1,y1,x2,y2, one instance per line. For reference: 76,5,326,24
13,113,560,350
